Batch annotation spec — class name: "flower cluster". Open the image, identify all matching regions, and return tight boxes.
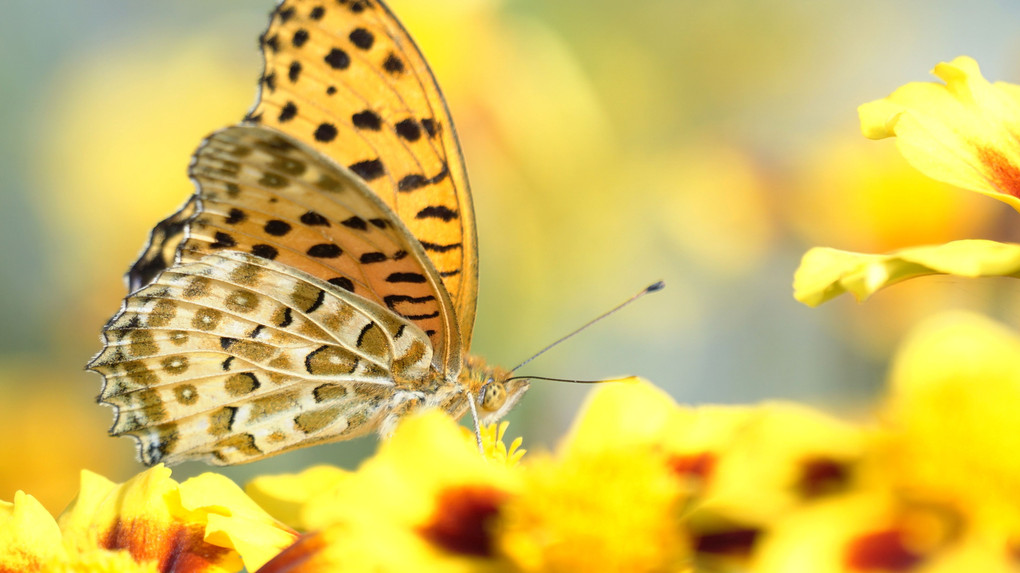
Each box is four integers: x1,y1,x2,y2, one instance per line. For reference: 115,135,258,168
9,326,1020,573
6,55,1020,573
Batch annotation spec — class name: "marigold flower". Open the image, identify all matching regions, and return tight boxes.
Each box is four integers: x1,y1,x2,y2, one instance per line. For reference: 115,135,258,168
881,312,1020,531
0,465,297,573
755,311,1020,572
496,450,690,572
858,56,1020,207
795,57,1020,305
250,412,522,572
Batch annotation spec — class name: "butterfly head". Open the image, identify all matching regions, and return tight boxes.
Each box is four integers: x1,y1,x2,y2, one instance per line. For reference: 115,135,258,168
477,375,530,423
462,356,530,423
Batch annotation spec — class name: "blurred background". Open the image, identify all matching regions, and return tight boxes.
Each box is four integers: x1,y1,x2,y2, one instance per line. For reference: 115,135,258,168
2,0,1020,512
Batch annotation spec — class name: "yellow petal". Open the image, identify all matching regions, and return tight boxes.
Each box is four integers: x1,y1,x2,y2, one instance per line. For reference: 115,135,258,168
858,56,1020,210
0,491,63,571
245,465,351,531
793,240,1020,306
563,377,680,455
497,450,690,572
58,466,243,573
180,472,298,572
883,311,1020,529
693,403,865,525
297,412,519,534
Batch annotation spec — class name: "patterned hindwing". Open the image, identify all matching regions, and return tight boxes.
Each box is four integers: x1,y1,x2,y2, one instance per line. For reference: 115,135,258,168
179,124,460,372
248,0,479,346
127,197,198,292
87,250,438,465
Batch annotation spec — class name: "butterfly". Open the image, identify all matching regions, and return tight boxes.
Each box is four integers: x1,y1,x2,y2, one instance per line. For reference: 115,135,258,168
87,0,529,466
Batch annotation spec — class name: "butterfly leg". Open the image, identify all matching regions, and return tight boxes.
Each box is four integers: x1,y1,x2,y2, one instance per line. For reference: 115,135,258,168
466,392,484,453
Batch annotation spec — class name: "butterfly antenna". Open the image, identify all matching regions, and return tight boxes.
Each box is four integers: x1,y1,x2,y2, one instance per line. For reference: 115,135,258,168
509,281,665,374
505,374,637,384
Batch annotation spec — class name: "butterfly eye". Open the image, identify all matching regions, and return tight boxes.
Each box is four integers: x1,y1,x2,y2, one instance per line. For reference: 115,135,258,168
478,380,508,413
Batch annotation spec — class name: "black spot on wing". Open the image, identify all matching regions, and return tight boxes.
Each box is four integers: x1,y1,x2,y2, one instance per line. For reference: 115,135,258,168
349,159,384,181
349,28,374,50
279,101,298,122
225,208,246,225
359,252,387,264
210,232,237,249
307,244,343,258
265,220,292,236
386,272,427,284
352,110,382,130
422,118,439,137
384,294,437,308
277,6,295,22
251,244,279,260
395,118,422,142
420,241,462,253
300,211,330,226
384,52,405,75
315,123,338,142
328,277,355,292
325,48,351,70
341,216,367,231
416,206,458,222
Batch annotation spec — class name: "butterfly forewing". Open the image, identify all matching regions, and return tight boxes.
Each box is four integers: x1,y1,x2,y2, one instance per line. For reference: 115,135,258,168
250,0,478,346
178,124,460,371
90,250,438,465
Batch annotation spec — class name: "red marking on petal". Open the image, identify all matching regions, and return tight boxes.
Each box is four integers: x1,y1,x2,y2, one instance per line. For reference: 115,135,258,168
0,556,45,573
101,517,231,572
418,485,509,557
798,457,850,498
693,527,760,557
255,532,327,573
978,146,1020,198
668,452,716,481
845,529,923,571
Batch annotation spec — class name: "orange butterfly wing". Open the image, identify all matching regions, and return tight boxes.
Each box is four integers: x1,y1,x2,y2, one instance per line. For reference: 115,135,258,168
247,0,478,347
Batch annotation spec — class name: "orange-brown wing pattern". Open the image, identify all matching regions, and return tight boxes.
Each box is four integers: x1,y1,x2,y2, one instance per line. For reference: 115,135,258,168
90,250,439,465
247,0,478,347
177,124,460,373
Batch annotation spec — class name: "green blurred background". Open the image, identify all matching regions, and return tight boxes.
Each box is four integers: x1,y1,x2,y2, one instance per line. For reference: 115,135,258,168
3,0,1020,511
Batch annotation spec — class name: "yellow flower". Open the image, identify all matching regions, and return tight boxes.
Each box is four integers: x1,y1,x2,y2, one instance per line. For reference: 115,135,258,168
496,450,689,572
859,56,1020,206
755,312,1020,572
248,412,522,572
0,465,297,573
478,421,527,467
795,57,1020,306
881,312,1020,531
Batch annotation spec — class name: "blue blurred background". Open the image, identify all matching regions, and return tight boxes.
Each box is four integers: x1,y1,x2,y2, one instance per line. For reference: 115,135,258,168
3,0,1020,510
